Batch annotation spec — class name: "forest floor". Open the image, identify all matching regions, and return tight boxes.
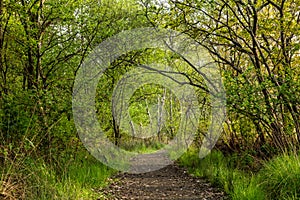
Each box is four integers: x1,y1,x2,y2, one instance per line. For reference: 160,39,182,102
99,152,228,200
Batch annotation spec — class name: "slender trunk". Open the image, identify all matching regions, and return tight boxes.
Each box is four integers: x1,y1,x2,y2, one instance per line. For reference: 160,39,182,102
0,0,3,95
112,115,120,146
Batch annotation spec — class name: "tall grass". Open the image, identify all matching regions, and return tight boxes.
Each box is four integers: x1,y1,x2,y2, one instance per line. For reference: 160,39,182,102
0,103,116,199
179,149,265,200
0,149,115,199
259,153,300,199
0,156,26,199
179,148,300,200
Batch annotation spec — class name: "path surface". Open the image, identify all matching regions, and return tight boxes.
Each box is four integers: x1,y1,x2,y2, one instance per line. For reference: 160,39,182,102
100,163,228,200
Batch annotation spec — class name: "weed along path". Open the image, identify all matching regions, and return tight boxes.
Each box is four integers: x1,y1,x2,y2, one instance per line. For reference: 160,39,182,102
100,161,227,199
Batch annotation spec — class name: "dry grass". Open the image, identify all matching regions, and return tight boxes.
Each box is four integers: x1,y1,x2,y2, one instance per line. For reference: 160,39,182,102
0,174,26,200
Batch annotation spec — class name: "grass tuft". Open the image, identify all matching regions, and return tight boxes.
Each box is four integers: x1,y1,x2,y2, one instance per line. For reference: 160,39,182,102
179,149,266,200
259,153,300,199
1,151,115,200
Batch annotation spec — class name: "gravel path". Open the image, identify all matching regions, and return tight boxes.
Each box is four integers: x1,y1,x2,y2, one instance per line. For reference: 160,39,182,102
100,164,228,200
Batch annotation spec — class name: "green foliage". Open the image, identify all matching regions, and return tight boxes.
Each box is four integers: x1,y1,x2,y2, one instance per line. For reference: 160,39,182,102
179,149,266,199
1,0,299,198
1,150,115,200
259,153,300,199
144,0,300,152
0,91,38,142
180,149,300,200
230,175,265,200
0,0,147,198
121,139,164,153
25,155,115,200
95,47,207,148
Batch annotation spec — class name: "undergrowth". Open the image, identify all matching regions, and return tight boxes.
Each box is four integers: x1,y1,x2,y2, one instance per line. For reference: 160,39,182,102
0,149,116,200
179,148,300,200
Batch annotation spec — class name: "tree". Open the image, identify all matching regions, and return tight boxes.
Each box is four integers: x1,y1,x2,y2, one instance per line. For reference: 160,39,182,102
0,0,147,151
142,0,300,152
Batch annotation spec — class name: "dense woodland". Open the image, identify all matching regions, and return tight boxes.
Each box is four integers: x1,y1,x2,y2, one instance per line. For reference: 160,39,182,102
0,0,300,199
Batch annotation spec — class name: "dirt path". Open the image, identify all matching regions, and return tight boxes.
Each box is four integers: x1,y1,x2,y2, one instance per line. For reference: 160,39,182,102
100,163,228,200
